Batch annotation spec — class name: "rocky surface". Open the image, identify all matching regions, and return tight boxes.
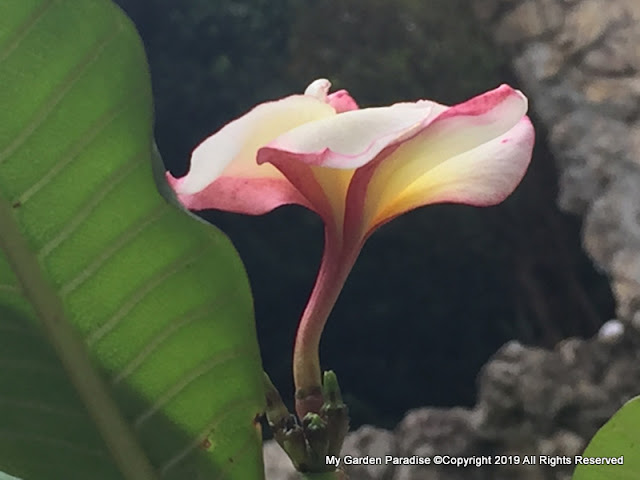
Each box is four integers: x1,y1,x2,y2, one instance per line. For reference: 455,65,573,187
264,320,640,479
472,0,640,324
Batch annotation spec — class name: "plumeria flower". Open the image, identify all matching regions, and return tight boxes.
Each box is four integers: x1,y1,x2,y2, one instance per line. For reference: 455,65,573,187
167,79,534,417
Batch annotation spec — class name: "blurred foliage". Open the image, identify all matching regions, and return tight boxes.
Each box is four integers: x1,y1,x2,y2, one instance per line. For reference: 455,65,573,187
287,0,505,106
115,0,297,167
114,0,615,429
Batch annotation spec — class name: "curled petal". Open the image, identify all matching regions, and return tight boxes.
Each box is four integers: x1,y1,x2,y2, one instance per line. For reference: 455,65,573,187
305,78,359,112
327,89,359,112
350,85,532,233
260,101,447,169
304,78,332,101
169,94,335,213
256,147,355,236
376,118,534,226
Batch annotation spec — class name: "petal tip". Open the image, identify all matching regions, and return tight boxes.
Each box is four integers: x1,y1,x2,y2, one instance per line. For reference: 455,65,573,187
304,78,332,100
327,89,359,113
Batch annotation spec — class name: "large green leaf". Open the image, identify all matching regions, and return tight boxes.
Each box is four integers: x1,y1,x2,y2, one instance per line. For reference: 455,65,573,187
572,396,640,480
0,1,265,479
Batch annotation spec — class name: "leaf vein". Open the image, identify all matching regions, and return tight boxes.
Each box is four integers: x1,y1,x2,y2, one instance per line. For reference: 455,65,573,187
216,422,263,480
86,248,205,347
17,93,145,205
0,0,57,64
133,349,254,429
37,149,147,260
159,399,258,477
111,291,237,385
0,19,123,165
58,205,168,297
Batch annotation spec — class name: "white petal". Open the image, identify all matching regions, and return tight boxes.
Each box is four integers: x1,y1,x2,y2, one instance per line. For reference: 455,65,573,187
176,95,335,195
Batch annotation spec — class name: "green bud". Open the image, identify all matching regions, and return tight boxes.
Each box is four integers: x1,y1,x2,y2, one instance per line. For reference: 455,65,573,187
303,413,329,462
321,370,344,409
321,371,350,457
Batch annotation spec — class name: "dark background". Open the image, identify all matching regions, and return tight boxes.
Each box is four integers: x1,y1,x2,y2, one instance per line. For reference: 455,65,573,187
114,0,615,429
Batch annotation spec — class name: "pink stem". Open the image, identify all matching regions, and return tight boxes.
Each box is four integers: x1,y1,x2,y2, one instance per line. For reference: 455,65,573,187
293,227,359,418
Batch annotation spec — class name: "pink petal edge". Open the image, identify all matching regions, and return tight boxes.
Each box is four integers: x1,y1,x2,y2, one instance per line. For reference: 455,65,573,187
360,116,536,236
327,90,359,113
258,102,443,170
166,172,312,214
421,116,535,207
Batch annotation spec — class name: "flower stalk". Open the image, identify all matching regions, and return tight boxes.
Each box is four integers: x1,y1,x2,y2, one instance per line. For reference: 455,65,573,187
293,228,360,418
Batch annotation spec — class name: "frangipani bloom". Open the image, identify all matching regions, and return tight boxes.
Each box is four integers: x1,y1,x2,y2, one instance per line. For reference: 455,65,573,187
168,79,534,415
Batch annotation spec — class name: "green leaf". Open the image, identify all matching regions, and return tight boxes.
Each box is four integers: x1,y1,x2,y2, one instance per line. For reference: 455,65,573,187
0,473,20,480
0,1,265,479
572,396,640,480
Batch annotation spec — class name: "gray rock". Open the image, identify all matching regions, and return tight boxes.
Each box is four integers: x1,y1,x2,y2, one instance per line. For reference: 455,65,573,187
342,426,396,480
474,0,640,324
264,326,640,479
263,440,299,480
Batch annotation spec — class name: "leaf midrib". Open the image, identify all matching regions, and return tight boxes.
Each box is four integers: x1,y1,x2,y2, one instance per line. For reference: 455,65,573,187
0,197,159,480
